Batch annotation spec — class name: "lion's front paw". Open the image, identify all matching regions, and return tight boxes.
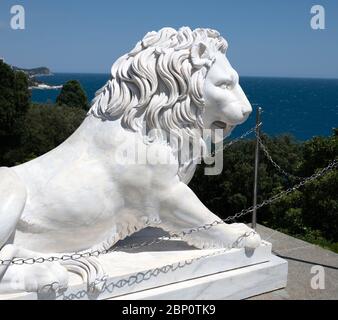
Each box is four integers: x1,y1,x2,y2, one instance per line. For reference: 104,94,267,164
225,223,261,249
23,261,69,294
182,222,261,250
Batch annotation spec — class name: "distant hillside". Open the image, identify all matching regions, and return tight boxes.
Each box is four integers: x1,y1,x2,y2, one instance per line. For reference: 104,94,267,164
9,65,62,90
12,66,52,77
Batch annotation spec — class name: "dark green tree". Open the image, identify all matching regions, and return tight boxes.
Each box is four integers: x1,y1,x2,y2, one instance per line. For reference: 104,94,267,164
8,104,86,164
0,61,30,166
56,80,88,110
265,129,338,250
298,130,338,241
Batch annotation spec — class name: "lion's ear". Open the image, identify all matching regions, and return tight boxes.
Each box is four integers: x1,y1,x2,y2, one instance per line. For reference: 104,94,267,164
191,41,212,68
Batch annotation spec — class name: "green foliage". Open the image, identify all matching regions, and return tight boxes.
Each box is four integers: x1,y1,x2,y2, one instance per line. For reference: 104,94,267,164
300,230,338,254
56,80,89,110
4,104,86,165
298,132,338,241
0,61,30,165
265,130,338,244
299,133,338,176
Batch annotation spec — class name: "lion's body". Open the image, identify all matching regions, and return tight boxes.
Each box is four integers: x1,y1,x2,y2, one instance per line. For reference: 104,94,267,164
12,115,182,253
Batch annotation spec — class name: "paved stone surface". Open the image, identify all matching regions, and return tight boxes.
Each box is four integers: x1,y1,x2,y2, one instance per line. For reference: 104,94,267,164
249,224,338,300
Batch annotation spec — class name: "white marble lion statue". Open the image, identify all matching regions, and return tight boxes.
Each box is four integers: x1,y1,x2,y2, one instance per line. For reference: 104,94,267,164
0,27,261,294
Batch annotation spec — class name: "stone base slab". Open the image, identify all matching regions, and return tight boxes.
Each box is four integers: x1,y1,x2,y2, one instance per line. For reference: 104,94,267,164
113,255,287,300
0,238,287,300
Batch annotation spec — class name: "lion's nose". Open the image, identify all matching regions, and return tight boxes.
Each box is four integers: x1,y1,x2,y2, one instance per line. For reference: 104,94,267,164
242,103,252,118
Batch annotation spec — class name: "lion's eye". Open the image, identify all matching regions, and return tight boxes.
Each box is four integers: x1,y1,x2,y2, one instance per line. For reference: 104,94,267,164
219,82,232,90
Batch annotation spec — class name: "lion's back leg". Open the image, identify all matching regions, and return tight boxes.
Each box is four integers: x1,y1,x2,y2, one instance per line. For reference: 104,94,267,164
0,168,104,294
0,167,27,280
0,167,27,246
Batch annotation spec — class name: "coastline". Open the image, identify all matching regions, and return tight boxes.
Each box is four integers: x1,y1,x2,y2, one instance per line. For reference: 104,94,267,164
29,83,63,90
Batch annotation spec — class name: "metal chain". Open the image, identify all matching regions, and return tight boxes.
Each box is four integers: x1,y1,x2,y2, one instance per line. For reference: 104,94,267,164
229,158,337,216
257,134,305,181
209,123,261,158
52,231,257,300
224,123,261,148
1,158,336,267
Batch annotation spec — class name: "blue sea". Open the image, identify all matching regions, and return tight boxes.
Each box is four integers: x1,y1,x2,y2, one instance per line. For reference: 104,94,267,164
32,73,338,141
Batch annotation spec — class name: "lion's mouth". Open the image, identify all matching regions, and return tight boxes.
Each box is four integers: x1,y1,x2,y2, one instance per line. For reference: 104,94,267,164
209,121,236,142
211,121,235,133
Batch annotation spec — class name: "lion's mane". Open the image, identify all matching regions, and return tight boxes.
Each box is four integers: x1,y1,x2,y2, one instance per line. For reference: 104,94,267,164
89,26,227,133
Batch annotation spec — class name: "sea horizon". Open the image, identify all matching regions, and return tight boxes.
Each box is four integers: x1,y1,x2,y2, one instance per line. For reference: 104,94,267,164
31,73,338,142
44,71,338,81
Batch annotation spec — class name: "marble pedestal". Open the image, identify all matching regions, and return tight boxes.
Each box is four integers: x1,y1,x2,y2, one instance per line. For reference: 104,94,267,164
0,228,287,300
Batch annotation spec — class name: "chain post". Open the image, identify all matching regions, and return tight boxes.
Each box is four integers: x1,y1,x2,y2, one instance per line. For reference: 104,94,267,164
252,107,262,230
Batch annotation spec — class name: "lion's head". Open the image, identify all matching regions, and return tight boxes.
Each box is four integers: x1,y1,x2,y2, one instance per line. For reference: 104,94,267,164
89,26,252,156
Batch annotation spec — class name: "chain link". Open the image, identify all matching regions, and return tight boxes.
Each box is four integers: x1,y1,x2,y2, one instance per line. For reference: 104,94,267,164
224,123,261,148
1,158,336,266
257,134,305,181
209,123,261,158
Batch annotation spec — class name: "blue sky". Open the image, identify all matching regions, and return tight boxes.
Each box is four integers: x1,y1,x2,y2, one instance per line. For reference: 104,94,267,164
0,0,337,78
